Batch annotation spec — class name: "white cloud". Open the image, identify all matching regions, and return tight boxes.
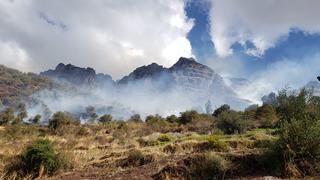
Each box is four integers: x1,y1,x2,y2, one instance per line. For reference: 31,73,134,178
209,0,320,57
0,0,193,79
0,40,33,72
236,54,320,104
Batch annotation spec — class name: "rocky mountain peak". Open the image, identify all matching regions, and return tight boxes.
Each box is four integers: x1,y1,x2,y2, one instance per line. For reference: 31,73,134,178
170,57,211,72
41,63,112,86
118,62,168,84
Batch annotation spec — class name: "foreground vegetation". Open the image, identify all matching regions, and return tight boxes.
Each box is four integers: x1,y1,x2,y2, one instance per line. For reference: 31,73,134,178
0,89,320,179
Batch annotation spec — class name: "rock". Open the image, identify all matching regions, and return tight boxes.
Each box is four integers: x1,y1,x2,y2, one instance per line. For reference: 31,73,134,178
40,63,113,86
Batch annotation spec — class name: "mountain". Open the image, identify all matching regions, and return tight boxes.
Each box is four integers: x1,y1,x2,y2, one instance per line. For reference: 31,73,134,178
118,57,250,109
40,63,113,86
118,63,169,84
0,65,56,107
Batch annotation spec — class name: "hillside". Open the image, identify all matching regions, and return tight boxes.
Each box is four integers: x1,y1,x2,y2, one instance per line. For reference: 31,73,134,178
0,65,57,107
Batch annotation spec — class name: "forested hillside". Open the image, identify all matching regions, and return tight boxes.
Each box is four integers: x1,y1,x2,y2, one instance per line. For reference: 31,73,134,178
0,65,56,107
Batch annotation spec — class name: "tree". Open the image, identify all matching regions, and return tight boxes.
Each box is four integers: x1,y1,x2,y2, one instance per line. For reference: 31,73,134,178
129,114,142,123
48,112,78,134
255,104,278,127
0,107,15,125
145,114,163,123
178,110,198,125
99,114,112,123
213,104,230,117
30,114,42,124
12,110,28,125
216,110,249,134
274,89,320,177
166,115,178,123
85,106,98,123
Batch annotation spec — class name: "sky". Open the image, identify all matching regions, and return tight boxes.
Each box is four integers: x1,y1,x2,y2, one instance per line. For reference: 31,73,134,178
0,0,320,102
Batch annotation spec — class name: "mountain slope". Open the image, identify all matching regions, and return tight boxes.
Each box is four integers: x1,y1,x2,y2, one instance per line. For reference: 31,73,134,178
118,57,250,109
41,63,114,86
0,65,56,107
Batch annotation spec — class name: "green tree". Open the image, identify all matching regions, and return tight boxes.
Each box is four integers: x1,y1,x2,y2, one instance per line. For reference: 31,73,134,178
275,89,320,177
166,114,178,123
178,110,198,125
0,107,15,125
128,114,142,123
255,104,278,127
48,112,78,134
213,104,230,117
30,114,42,124
216,110,249,134
99,114,112,123
12,110,28,125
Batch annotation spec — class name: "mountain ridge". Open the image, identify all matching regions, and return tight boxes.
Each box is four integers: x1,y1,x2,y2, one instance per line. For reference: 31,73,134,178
40,57,251,110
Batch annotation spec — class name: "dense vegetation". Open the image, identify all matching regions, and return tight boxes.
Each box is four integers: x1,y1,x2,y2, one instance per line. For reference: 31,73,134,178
0,65,56,107
0,88,320,179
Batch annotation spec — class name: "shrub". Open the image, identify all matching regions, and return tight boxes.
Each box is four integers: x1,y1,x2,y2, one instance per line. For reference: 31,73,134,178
255,104,278,128
30,114,42,124
0,107,15,125
178,110,198,125
77,126,90,136
216,110,250,134
118,149,154,167
274,89,320,177
48,111,79,134
187,153,229,179
145,114,163,123
165,115,178,123
128,114,143,123
193,136,228,152
206,136,228,151
99,114,112,123
4,139,70,178
158,134,171,142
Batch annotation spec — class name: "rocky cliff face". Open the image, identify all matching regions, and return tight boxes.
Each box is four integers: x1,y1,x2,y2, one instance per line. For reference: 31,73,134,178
118,63,169,84
41,57,251,110
41,63,113,86
118,57,250,109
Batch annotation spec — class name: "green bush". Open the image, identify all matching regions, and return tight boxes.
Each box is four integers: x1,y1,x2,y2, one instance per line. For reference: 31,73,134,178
187,152,229,180
48,111,79,134
178,110,198,125
118,149,154,167
4,139,70,178
145,114,163,123
165,114,178,123
158,134,171,142
77,126,90,136
255,104,278,128
128,114,143,123
206,136,228,151
274,89,320,177
30,114,42,124
99,114,112,123
216,110,250,134
0,107,15,125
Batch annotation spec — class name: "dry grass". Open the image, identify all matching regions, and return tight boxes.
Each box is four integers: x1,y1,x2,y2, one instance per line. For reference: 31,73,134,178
0,122,279,179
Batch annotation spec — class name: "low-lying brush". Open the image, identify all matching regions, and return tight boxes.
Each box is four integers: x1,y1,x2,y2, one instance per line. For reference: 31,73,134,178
117,149,154,168
3,139,71,179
